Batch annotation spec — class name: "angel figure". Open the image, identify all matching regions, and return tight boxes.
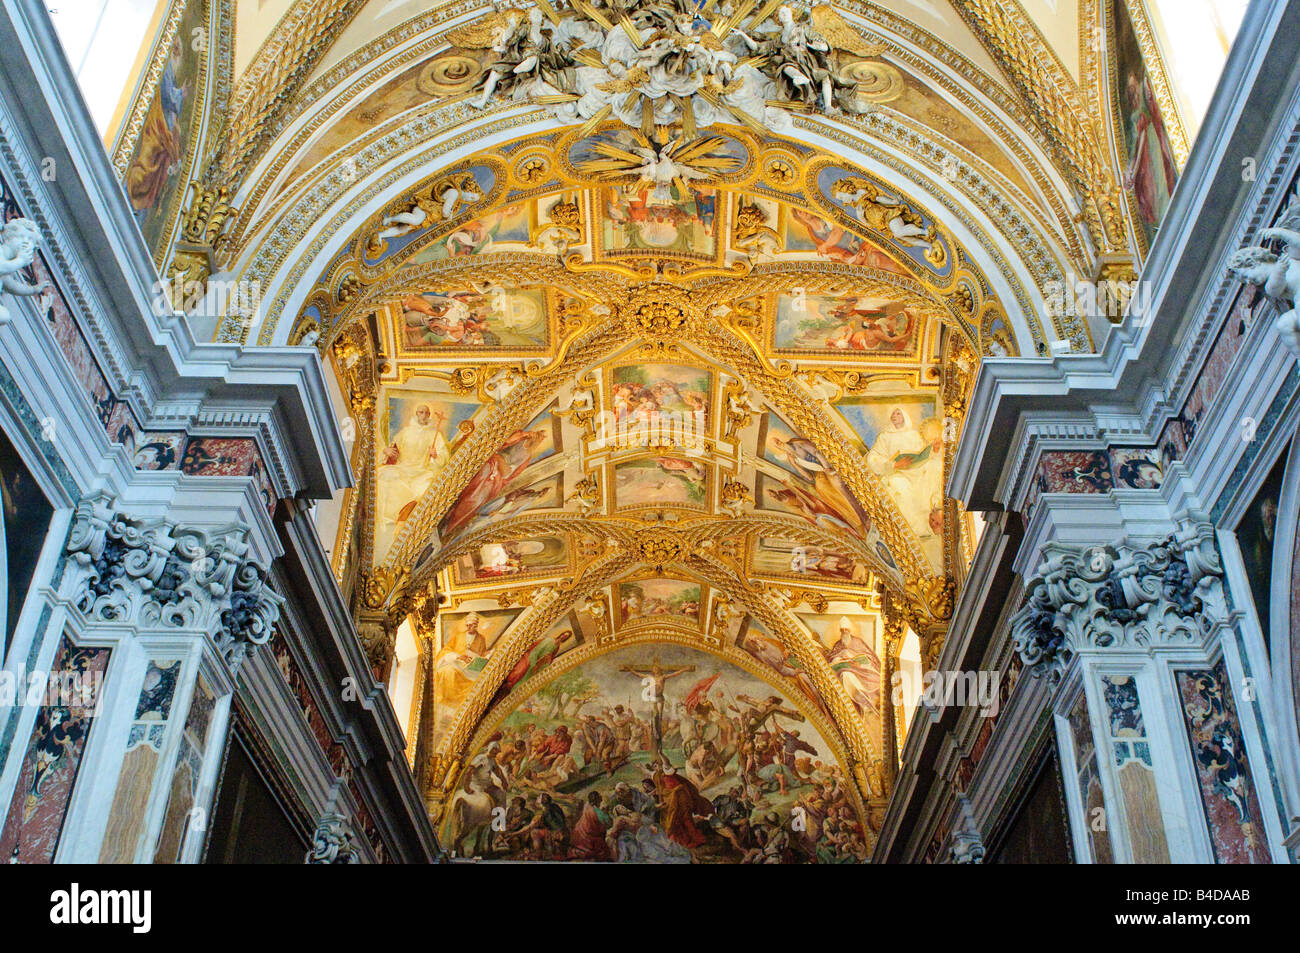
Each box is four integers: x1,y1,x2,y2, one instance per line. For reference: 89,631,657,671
831,176,933,247
0,218,46,322
367,174,482,254
771,5,835,111
510,8,577,99
1228,194,1300,354
456,10,531,109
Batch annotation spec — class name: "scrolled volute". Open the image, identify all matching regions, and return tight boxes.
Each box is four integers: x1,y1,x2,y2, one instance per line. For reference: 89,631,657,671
64,492,282,672
1010,517,1226,682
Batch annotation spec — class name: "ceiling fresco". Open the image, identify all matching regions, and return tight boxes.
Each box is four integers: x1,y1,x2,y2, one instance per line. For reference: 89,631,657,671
303,117,1002,861
166,0,1197,862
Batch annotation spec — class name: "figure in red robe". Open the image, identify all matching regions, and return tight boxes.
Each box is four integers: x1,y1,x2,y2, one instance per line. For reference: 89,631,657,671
652,763,713,849
440,428,548,538
568,791,612,860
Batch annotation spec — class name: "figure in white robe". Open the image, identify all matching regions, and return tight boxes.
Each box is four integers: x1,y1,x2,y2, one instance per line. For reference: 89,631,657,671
376,404,451,548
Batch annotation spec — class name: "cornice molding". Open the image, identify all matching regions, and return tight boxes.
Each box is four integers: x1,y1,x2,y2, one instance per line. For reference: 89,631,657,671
949,1,1300,512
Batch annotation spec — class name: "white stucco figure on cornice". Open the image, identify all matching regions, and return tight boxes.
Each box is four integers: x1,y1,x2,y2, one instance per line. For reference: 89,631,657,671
0,218,46,322
1229,194,1300,356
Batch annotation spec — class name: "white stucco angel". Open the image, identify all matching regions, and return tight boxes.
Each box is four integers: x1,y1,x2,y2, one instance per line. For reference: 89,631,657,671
367,174,482,253
1228,194,1300,355
458,10,531,109
770,5,834,111
0,218,46,322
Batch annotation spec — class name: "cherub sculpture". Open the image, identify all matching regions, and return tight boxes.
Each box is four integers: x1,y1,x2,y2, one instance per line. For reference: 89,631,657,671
0,218,46,322
367,173,482,254
1228,194,1300,354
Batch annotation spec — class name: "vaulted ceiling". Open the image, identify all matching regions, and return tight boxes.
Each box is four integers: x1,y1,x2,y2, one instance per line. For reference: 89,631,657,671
201,0,1192,859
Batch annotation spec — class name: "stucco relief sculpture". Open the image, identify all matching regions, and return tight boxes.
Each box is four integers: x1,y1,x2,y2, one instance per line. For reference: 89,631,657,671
0,218,46,322
442,1,895,136
1228,195,1300,356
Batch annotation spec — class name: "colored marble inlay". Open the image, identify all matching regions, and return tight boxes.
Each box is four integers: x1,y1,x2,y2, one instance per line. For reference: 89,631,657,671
0,638,110,862
1176,662,1271,863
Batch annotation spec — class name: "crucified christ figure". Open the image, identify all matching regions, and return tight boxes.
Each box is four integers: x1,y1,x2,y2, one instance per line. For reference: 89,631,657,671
621,659,695,760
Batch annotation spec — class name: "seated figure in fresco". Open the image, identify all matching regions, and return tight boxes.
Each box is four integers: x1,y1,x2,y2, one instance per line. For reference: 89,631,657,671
823,617,881,721
866,405,945,541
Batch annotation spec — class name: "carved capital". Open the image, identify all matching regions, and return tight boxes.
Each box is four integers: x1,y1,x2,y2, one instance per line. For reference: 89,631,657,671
950,796,985,864
64,492,282,673
1010,515,1226,681
305,813,361,864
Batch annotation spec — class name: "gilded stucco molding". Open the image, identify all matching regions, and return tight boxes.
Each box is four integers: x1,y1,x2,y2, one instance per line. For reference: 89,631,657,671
949,0,1129,257
244,0,1086,279
425,512,889,599
374,288,939,593
207,0,369,189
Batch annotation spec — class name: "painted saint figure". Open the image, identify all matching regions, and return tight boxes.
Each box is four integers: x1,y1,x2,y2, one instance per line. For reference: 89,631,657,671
126,35,189,226
376,403,450,548
440,427,549,539
1123,71,1178,233
823,617,880,720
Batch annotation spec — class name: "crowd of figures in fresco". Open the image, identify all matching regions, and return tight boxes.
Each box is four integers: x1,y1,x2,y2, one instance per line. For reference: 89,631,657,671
445,646,869,863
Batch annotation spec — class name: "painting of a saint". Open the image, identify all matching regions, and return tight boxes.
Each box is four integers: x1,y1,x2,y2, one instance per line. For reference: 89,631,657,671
774,293,916,354
499,618,581,698
801,614,881,721
399,288,548,349
433,609,521,744
0,427,53,656
760,416,872,539
440,414,557,540
732,617,823,712
840,395,944,567
375,395,474,560
455,536,568,584
461,472,563,536
750,538,869,585
122,4,203,253
603,185,716,256
1114,0,1179,241
126,36,188,224
408,201,530,262
1234,453,1286,649
442,643,869,863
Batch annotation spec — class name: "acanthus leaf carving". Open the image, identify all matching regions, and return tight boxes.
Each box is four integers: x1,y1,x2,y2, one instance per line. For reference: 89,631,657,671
64,492,283,673
1010,516,1226,682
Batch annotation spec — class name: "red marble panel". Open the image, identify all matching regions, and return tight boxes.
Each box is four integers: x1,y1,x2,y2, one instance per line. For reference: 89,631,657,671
1176,662,1271,863
0,639,111,863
